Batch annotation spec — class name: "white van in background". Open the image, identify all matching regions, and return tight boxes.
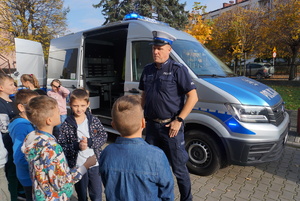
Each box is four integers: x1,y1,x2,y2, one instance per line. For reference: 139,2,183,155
16,13,290,176
14,38,46,88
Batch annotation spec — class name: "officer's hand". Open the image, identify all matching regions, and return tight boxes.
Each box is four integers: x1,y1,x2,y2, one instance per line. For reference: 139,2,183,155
166,120,182,137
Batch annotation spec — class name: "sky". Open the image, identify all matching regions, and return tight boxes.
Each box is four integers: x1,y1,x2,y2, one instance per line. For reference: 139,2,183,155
63,0,226,33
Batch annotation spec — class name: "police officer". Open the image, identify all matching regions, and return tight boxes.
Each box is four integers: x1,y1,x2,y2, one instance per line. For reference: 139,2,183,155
139,30,198,201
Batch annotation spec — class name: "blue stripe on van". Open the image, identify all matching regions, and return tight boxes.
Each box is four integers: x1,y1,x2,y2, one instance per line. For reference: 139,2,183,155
194,108,255,135
203,77,281,106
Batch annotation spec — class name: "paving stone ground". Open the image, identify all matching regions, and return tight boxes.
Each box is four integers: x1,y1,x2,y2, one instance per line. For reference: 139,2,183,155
71,110,300,201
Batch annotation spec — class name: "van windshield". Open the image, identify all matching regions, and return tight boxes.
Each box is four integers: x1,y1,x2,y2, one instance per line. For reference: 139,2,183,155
172,40,235,77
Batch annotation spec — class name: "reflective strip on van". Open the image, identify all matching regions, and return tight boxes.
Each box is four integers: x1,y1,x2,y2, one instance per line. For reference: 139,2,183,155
194,107,255,135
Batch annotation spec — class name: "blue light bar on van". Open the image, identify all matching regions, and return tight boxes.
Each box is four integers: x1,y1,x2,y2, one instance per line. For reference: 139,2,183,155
124,13,141,20
123,13,169,26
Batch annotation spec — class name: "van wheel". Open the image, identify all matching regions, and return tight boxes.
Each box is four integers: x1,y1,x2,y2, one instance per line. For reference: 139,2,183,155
185,130,221,176
256,73,263,79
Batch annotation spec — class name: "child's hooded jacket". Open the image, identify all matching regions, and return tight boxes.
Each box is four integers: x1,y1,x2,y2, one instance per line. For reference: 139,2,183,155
8,116,34,187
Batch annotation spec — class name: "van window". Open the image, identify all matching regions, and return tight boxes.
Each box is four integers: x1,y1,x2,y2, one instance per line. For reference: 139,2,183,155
132,41,153,81
172,40,234,77
48,48,78,79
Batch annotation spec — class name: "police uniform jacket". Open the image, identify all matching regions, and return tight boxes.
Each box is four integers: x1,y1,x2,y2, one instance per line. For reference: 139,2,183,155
139,59,196,120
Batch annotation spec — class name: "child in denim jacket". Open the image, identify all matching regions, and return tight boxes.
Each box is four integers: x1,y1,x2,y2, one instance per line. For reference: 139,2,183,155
99,95,174,201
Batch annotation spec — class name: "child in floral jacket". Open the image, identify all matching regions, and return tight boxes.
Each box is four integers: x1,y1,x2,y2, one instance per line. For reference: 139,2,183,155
21,95,96,201
57,89,107,201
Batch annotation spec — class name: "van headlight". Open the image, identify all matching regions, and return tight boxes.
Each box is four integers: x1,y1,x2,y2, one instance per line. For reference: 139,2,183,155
226,104,270,123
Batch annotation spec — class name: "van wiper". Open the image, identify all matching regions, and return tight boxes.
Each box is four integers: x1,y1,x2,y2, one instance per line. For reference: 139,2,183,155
212,74,226,77
198,74,226,78
226,73,237,77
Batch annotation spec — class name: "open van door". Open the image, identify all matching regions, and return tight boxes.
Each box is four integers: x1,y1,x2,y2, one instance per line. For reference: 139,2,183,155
14,38,46,87
47,32,84,94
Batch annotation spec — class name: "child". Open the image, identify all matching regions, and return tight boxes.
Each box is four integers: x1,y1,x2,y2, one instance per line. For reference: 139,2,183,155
0,73,19,201
8,89,39,201
47,79,70,137
57,88,107,201
99,95,174,201
21,95,96,201
0,131,11,201
20,74,47,95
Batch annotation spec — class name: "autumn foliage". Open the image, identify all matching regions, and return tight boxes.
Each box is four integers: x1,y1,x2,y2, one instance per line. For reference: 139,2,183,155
184,2,212,44
0,0,69,60
186,0,300,80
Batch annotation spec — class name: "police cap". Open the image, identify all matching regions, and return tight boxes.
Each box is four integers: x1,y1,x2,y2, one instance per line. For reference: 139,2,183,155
151,31,176,46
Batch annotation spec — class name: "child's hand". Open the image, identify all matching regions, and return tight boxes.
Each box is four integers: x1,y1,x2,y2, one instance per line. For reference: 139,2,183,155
83,155,97,169
79,136,88,150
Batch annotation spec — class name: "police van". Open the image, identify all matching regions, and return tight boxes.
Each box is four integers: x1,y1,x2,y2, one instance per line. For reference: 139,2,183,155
15,13,290,176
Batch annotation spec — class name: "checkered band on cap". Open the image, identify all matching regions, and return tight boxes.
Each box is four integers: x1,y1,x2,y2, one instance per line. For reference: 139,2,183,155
152,31,176,45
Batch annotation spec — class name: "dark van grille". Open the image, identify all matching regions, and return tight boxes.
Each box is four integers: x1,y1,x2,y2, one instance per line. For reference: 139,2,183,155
247,126,288,163
268,102,285,126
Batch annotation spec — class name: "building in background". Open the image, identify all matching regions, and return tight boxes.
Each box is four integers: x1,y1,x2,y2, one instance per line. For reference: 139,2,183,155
204,0,274,19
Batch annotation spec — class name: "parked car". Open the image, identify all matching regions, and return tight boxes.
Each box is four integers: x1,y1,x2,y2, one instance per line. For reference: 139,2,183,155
246,62,275,79
269,58,288,65
254,58,270,63
254,58,288,65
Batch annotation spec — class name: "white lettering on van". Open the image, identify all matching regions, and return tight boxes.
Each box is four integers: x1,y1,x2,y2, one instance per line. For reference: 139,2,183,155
163,72,172,75
260,88,278,100
242,78,259,86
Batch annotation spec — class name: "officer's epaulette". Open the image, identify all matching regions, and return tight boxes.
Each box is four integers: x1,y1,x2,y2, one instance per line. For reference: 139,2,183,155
143,63,153,69
173,61,183,68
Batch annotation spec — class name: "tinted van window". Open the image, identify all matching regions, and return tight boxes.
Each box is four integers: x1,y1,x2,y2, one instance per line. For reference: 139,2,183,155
48,48,78,79
172,40,235,77
132,41,153,81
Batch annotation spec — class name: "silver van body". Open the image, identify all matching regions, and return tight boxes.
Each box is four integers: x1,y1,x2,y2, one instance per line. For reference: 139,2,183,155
45,15,290,176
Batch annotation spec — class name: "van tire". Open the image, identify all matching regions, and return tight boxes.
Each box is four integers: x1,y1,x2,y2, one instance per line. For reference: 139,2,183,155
185,130,221,176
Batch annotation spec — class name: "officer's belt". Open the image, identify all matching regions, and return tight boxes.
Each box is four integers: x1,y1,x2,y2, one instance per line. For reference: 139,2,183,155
152,118,172,124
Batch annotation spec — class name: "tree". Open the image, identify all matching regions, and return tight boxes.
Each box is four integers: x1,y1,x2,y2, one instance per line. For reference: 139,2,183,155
0,0,69,59
258,0,300,80
93,0,189,30
206,7,261,74
184,2,212,44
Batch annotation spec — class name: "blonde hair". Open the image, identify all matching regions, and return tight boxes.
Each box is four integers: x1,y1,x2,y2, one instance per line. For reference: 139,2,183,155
69,88,90,104
0,73,14,85
111,95,143,136
20,74,40,88
26,96,58,128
